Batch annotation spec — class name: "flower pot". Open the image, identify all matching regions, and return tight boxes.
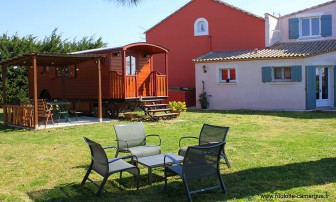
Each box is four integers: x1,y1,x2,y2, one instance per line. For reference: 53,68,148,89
201,104,208,109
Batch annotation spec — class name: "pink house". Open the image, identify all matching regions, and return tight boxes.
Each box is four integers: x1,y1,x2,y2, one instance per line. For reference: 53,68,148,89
146,0,265,106
194,1,336,110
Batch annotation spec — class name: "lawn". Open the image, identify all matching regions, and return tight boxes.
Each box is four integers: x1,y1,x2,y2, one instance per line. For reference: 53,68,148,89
0,109,335,201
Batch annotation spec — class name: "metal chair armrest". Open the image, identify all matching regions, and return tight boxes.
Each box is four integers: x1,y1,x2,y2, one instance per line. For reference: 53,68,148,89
179,136,198,148
146,134,162,146
108,154,138,165
164,154,182,167
103,145,116,150
115,139,129,150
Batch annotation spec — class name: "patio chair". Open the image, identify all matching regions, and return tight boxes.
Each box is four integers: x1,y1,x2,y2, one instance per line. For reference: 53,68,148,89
164,142,226,202
69,99,83,121
52,101,71,123
113,122,161,158
37,99,54,127
81,137,140,196
178,124,231,168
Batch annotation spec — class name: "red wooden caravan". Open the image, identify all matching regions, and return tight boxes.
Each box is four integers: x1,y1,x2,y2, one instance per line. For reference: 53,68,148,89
31,42,169,115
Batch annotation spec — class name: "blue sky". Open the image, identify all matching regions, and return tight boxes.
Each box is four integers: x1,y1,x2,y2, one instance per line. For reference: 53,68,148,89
0,0,331,47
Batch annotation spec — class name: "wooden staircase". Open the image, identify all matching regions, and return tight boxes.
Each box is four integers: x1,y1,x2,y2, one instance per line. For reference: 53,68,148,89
141,101,179,120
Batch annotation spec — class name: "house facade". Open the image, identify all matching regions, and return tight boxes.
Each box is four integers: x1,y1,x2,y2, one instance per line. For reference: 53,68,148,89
146,0,265,106
194,1,336,110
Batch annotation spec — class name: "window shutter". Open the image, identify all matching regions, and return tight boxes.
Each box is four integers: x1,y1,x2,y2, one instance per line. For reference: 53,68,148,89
305,66,316,110
291,65,302,82
262,67,272,82
334,66,336,107
321,15,332,37
288,18,299,39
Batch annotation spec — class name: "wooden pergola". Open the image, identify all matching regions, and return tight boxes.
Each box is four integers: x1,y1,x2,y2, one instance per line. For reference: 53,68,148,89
0,52,105,129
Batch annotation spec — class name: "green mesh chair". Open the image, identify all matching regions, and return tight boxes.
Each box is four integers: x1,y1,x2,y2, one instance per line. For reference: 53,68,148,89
81,137,140,196
113,122,161,158
178,124,231,168
164,142,226,202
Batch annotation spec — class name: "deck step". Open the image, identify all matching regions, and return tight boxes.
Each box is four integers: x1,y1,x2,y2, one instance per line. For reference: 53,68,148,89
144,104,169,108
141,99,166,103
152,113,179,118
147,108,172,113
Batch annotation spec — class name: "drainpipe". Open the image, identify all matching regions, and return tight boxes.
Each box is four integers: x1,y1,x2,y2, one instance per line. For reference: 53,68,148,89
208,35,213,51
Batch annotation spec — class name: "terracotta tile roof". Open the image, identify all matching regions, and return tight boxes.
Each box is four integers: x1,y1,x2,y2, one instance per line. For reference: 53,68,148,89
193,40,336,63
145,0,263,33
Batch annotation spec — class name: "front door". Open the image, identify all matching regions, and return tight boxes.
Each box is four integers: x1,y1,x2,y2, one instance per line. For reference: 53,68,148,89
316,67,331,107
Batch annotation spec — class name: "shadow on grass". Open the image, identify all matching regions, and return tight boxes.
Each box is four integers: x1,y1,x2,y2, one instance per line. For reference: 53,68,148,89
188,109,336,119
27,158,335,201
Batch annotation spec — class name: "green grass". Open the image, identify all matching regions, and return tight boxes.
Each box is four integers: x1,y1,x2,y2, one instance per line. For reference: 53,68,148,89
0,109,335,201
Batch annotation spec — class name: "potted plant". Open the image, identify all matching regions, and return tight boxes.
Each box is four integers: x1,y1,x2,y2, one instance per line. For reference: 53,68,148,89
168,101,187,115
198,91,209,109
198,80,210,109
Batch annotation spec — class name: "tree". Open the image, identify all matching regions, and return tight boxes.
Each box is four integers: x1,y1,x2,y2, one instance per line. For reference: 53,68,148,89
0,29,107,105
110,0,142,6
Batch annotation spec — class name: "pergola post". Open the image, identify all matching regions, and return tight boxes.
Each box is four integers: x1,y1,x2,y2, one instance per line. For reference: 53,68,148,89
2,65,7,125
165,53,169,97
2,65,7,105
33,55,38,129
96,58,102,122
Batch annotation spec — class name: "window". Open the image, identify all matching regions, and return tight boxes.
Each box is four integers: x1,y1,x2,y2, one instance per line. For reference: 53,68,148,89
194,18,209,36
301,17,320,37
262,66,301,83
56,66,69,78
288,14,332,39
126,56,136,75
273,67,291,81
219,68,236,83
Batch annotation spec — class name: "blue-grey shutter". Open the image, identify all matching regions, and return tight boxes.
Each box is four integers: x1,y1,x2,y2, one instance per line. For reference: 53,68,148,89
321,15,332,37
262,67,272,82
289,18,299,39
334,66,336,106
306,66,316,110
291,65,302,82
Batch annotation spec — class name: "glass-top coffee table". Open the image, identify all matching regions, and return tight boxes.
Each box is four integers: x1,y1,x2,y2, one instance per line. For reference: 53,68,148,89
137,153,184,185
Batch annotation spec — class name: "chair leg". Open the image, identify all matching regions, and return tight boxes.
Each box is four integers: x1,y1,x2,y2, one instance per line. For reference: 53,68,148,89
45,117,49,127
96,176,109,196
81,163,93,185
164,168,168,191
217,171,226,194
136,168,140,190
223,153,231,168
50,115,54,125
182,179,192,202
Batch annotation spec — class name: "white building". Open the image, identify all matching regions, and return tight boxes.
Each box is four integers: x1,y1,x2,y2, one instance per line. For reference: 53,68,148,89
194,0,336,110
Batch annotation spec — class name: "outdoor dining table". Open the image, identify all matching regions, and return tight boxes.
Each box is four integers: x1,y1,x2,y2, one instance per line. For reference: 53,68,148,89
46,101,71,123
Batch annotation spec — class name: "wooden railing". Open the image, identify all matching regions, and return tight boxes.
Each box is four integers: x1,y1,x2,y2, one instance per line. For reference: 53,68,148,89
3,105,34,128
151,71,167,97
110,71,137,98
156,75,167,96
125,75,137,98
